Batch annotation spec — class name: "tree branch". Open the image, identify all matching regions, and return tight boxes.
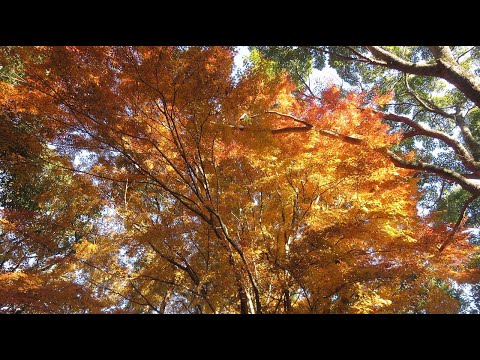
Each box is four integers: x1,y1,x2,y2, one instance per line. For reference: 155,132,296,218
387,150,480,194
382,112,480,172
367,46,439,76
453,113,480,160
130,281,161,314
253,110,313,128
428,46,480,109
271,126,312,134
345,47,387,65
439,193,479,252
404,75,454,119
456,47,475,63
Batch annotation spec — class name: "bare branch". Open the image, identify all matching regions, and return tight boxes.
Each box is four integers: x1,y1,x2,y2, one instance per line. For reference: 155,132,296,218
404,75,454,118
346,47,387,65
367,46,439,76
130,281,161,314
456,47,475,63
382,112,480,172
253,110,313,128
387,150,480,194
310,46,373,64
439,193,479,252
453,113,480,160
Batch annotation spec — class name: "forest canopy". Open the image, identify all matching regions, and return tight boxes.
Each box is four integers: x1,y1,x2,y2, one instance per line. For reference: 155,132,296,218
1,46,480,314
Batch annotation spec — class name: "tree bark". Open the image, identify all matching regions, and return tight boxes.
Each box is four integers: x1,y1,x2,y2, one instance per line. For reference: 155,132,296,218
429,46,480,109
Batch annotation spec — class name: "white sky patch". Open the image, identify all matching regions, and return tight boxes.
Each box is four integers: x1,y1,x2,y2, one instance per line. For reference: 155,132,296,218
102,205,117,217
432,147,449,157
232,46,250,79
414,139,425,150
308,66,345,89
73,149,96,170
234,46,250,69
232,47,346,91
452,282,479,314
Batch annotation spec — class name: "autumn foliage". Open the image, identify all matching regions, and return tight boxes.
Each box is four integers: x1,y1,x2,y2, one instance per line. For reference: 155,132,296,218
0,46,479,313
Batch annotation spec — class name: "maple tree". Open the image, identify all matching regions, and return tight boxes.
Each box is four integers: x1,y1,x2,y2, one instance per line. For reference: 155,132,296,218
0,74,104,313
1,46,479,313
256,46,480,238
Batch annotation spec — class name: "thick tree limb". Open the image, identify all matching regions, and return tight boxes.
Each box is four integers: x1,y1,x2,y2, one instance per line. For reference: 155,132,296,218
429,46,480,109
366,46,439,76
315,129,363,145
382,112,480,172
227,110,363,144
342,46,480,169
387,150,480,194
364,46,480,109
453,113,480,160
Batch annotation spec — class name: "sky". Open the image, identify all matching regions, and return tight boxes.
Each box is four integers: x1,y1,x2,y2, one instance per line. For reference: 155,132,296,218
233,46,344,88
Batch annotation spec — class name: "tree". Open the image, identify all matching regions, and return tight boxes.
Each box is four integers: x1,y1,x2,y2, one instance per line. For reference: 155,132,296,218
0,49,103,313
0,46,478,313
254,47,480,233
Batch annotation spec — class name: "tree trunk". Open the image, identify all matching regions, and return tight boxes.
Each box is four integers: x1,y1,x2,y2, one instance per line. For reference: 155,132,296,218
239,286,249,314
283,289,292,313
